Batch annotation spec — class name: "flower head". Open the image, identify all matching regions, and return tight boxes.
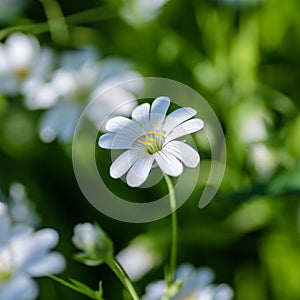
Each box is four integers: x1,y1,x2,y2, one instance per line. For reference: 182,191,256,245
142,264,234,300
38,49,140,143
72,223,114,266
0,215,65,300
99,96,204,187
0,33,53,99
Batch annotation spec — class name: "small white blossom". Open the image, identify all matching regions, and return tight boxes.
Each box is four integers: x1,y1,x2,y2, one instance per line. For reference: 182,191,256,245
142,264,234,300
99,96,204,187
0,216,65,300
72,223,113,265
39,49,140,143
0,33,53,102
8,182,40,226
120,0,170,27
72,222,101,252
249,143,278,180
117,235,162,281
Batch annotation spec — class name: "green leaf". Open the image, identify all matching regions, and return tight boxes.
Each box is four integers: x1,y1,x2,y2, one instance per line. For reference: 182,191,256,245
49,275,102,299
94,282,105,300
69,278,97,298
73,252,105,266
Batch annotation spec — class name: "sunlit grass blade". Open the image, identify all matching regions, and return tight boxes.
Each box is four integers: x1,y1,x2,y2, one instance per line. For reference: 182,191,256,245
0,5,116,41
39,0,69,45
49,275,105,299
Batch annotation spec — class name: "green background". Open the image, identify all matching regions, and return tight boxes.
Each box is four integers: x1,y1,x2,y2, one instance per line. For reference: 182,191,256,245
0,0,300,299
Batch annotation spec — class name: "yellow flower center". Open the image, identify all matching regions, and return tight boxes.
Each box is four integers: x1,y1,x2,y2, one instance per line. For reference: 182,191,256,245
0,270,12,283
0,248,13,283
137,123,165,154
14,67,29,80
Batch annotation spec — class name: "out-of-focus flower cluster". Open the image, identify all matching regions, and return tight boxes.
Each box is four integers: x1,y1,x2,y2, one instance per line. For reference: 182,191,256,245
0,183,65,300
0,32,141,144
142,264,233,300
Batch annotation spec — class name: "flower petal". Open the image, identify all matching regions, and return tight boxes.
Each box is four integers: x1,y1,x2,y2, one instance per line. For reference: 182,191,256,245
27,252,65,276
105,116,132,132
166,118,204,141
110,150,139,178
154,151,183,176
0,275,38,300
39,103,81,143
214,284,234,300
99,120,142,149
163,141,200,168
150,96,170,126
132,102,150,121
6,33,39,70
13,229,59,273
163,107,197,134
126,156,154,187
98,133,116,149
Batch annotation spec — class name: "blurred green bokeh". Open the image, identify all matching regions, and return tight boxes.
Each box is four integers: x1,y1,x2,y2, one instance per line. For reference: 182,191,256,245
0,0,300,299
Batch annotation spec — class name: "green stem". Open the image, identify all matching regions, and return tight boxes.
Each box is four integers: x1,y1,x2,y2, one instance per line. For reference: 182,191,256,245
39,0,69,45
164,174,178,287
106,258,139,300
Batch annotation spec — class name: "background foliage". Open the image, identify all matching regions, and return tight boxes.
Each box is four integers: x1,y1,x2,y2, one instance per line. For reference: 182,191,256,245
0,0,300,299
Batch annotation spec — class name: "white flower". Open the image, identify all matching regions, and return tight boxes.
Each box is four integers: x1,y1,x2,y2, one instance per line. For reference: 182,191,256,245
248,143,278,180
116,235,162,281
72,222,101,252
0,209,31,248
0,33,53,100
120,0,170,27
99,96,204,187
0,182,39,227
72,223,113,265
8,182,40,226
0,217,65,300
142,264,234,300
229,101,272,144
39,49,140,143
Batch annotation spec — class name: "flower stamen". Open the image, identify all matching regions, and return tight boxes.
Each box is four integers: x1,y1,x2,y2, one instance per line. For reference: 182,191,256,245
137,130,165,154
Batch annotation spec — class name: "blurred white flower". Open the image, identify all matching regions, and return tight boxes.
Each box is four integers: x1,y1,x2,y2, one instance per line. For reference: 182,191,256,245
39,49,140,143
72,222,102,253
99,96,204,187
142,264,234,300
72,222,113,265
117,235,162,281
0,216,65,300
230,101,272,144
249,143,278,180
8,182,40,226
0,182,39,227
120,0,170,27
0,207,31,247
0,33,53,103
0,202,7,216
0,0,29,22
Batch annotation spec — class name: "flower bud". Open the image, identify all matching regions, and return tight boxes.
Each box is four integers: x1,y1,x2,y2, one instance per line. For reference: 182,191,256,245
72,222,114,266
